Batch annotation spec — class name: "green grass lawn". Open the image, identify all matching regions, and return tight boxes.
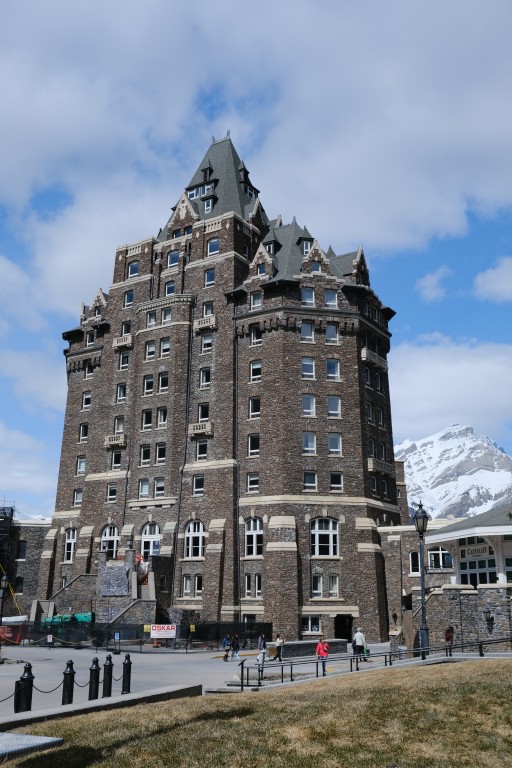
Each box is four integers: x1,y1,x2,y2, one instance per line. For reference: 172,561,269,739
9,659,512,768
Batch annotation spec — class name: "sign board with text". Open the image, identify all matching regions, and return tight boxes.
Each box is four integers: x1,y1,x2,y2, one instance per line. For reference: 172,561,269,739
150,624,176,639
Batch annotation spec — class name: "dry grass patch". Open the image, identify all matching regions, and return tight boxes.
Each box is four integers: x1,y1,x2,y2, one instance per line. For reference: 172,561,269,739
7,660,512,768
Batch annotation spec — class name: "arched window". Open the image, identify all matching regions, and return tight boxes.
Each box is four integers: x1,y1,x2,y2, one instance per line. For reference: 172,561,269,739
142,522,161,559
245,518,263,556
184,521,205,558
310,518,338,556
64,529,77,562
409,551,420,574
101,525,119,560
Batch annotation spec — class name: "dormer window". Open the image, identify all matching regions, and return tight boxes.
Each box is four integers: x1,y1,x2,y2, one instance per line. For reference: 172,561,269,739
204,199,212,213
265,243,273,255
311,261,321,273
94,306,101,316
303,241,312,255
188,187,199,200
257,263,266,276
201,184,213,196
172,229,181,239
244,184,254,199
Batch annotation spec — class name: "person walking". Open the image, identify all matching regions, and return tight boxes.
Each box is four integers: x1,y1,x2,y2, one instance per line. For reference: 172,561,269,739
316,637,329,676
257,634,267,664
231,633,240,661
274,633,284,662
354,627,366,661
445,625,454,657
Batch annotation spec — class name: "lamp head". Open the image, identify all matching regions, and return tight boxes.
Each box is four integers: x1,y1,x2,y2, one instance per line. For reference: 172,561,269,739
413,501,429,535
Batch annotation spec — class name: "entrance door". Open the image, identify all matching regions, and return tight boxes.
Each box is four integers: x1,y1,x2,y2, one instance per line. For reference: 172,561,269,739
334,614,353,640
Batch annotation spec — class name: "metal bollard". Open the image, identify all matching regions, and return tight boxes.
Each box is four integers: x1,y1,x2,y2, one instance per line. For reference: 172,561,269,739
102,654,113,698
89,657,101,700
14,663,34,713
62,660,75,705
121,653,132,695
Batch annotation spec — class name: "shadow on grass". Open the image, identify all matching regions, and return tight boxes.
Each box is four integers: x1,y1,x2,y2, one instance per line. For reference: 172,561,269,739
193,705,254,722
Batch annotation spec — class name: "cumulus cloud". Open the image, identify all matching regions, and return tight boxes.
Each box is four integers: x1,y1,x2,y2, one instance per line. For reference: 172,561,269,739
389,336,512,449
0,347,66,413
415,266,453,302
473,256,512,302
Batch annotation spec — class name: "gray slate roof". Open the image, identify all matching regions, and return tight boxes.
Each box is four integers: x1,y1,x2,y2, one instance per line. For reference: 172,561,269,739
432,503,512,534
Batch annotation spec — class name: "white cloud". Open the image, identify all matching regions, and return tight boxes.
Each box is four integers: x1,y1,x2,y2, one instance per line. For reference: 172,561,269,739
389,336,512,450
415,266,453,302
473,256,512,302
0,347,66,413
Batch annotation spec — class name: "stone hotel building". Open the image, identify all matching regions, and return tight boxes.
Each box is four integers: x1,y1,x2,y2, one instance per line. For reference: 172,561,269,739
36,135,405,641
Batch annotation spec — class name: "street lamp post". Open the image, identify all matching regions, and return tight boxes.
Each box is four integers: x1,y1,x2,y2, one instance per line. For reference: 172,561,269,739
0,574,8,652
413,502,429,660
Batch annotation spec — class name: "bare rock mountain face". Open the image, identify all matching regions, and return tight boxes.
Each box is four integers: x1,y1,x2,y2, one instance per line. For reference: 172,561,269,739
394,425,512,519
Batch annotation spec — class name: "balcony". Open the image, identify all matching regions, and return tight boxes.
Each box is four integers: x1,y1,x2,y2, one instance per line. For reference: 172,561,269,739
361,347,388,371
112,334,133,349
188,421,214,438
104,434,127,448
193,315,217,332
367,458,395,474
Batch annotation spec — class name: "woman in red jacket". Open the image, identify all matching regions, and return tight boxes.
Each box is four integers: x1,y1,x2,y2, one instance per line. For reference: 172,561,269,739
316,637,329,676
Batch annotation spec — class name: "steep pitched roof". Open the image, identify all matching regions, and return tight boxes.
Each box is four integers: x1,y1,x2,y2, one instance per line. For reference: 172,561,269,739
158,135,267,240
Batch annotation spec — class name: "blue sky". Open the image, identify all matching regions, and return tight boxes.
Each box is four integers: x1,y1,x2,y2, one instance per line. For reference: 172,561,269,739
0,0,511,518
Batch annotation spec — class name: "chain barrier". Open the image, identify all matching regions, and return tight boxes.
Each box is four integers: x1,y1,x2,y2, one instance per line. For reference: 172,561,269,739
74,678,90,688
33,681,63,694
0,691,15,703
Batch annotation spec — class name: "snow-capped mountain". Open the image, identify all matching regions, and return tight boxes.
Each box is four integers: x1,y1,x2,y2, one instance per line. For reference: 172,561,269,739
394,425,512,519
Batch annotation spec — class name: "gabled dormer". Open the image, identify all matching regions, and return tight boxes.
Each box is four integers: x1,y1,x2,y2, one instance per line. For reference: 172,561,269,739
300,239,330,274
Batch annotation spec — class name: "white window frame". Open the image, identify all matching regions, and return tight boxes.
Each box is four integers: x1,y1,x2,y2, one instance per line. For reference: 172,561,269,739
203,301,213,317
302,432,316,455
79,423,88,443
165,280,175,296
250,325,262,346
73,489,83,507
160,337,170,357
143,375,154,396
327,396,341,418
146,311,157,328
199,367,211,389
207,238,220,256
326,358,340,380
330,472,344,492
325,322,338,344
312,573,323,598
328,433,342,456
162,307,172,325
310,517,338,556
301,287,315,306
202,333,213,353
64,528,77,562
138,478,150,499
196,439,208,461
249,397,261,419
303,471,317,492
184,520,205,557
204,268,215,287
249,360,261,382
119,351,129,370
324,289,337,308
145,341,156,361
301,394,316,417
140,445,151,466
142,522,161,559
167,250,179,268
245,518,263,556
141,410,152,430
82,391,91,410
300,321,314,343
124,290,134,307
158,371,169,393
157,407,167,428
328,574,339,598
107,483,117,503
247,472,259,493
155,443,166,464
76,456,86,475
116,383,126,402
111,450,121,470
154,477,165,497
301,357,315,379
193,475,204,497
251,291,262,310
128,261,139,278
248,434,260,457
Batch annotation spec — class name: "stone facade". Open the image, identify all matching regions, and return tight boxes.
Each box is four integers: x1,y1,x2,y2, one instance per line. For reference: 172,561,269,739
0,509,50,617
35,136,403,641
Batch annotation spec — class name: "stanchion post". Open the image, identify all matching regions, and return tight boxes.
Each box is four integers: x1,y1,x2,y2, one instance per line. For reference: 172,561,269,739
15,663,34,713
62,660,75,705
103,654,113,698
89,657,100,700
121,653,132,694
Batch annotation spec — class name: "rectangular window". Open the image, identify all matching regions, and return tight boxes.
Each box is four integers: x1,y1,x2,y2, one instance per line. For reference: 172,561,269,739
76,456,86,475
204,198,212,213
257,263,266,275
302,394,316,417
327,396,341,418
303,241,312,255
302,431,316,455
143,375,154,396
300,321,314,343
198,402,209,422
367,402,374,423
162,307,172,325
145,341,156,360
249,397,261,419
73,489,83,507
79,423,88,443
147,311,157,328
139,479,150,498
165,280,175,296
202,333,213,353
326,359,340,380
207,238,219,256
255,573,262,597
303,471,317,491
312,574,322,598
116,383,126,402
124,290,134,307
248,434,260,457
141,410,152,430
250,360,261,382
245,573,251,597
119,351,129,370
325,323,338,344
167,250,179,268
154,478,165,497
84,360,94,378
193,475,205,496
199,367,211,389
111,450,121,470
324,289,337,308
86,331,95,347
301,616,321,633
301,357,315,379
328,574,339,598
251,291,262,310
378,407,384,427
158,371,169,392
140,445,151,465
160,337,170,357
156,443,166,464
301,287,315,306
250,325,262,346
128,261,139,278
330,472,344,492
114,416,124,434
183,574,191,596
328,433,342,455
157,407,167,428
196,439,208,461
122,321,131,335
247,472,259,492
204,268,215,287
195,574,203,595
382,479,389,498
82,391,91,410
203,301,213,317
107,483,117,503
